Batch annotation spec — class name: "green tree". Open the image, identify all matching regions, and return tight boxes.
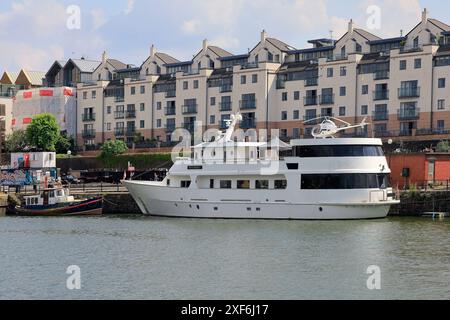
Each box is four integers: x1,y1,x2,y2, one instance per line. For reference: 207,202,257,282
100,140,128,159
55,133,75,154
436,140,450,153
26,113,60,151
5,129,31,152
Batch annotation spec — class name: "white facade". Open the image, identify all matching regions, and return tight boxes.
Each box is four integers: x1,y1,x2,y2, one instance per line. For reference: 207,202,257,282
10,152,56,169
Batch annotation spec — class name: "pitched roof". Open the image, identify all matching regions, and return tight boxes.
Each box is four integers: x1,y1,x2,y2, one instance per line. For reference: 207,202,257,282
2,71,19,84
208,46,233,58
429,19,450,31
22,70,46,86
354,28,381,41
266,38,296,52
107,59,127,70
155,52,180,64
68,59,101,73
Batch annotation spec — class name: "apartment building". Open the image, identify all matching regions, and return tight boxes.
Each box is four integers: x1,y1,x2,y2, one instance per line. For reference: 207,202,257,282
75,8,450,150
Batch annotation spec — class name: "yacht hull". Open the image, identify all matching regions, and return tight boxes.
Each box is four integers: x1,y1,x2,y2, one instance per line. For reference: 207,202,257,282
124,181,398,220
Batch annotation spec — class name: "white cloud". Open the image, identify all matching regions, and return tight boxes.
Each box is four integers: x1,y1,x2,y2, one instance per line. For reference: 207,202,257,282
181,19,201,35
125,0,135,15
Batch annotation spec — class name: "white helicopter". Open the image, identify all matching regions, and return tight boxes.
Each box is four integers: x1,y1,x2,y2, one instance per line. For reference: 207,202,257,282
304,116,369,139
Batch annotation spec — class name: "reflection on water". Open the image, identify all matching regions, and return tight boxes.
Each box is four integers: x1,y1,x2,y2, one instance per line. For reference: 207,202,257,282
0,215,449,300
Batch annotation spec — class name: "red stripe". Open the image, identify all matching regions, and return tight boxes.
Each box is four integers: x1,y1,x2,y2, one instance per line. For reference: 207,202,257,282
63,88,73,96
23,118,32,124
23,91,32,99
40,89,53,97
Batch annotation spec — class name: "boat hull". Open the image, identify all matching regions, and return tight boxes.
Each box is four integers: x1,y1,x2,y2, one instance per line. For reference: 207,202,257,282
124,181,398,220
12,197,103,217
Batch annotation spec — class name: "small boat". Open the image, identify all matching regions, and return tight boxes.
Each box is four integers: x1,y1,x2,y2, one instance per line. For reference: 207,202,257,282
12,187,103,217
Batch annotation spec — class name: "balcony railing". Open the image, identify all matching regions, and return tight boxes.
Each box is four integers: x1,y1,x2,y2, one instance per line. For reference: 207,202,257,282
81,129,96,138
165,90,176,98
373,90,389,100
115,96,125,103
241,62,259,70
416,128,450,136
126,128,136,136
319,94,334,105
398,87,420,98
240,119,256,129
372,111,389,121
397,108,420,120
373,70,390,80
82,113,96,121
114,128,125,136
165,124,176,132
126,110,136,118
240,100,257,110
219,102,232,111
304,96,318,106
182,105,198,114
399,45,423,54
114,111,125,119
219,84,233,93
327,54,348,62
304,78,318,87
165,107,176,116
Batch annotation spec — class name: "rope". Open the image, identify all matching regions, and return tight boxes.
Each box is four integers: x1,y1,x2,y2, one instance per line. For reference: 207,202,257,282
130,160,171,181
102,197,119,206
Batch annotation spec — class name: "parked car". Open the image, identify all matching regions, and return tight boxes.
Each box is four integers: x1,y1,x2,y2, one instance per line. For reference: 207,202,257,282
61,175,81,185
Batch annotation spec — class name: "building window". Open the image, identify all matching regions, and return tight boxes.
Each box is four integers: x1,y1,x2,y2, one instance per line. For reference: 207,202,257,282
361,105,368,115
91,91,96,99
157,102,161,110
293,128,300,138
241,75,246,84
340,86,346,96
327,68,333,77
340,66,347,76
106,123,111,131
362,85,368,95
140,103,145,111
183,81,188,90
107,106,111,114
414,58,422,69
131,87,135,95
210,97,216,106
293,110,299,120
294,91,300,101
268,52,273,61
339,106,346,116
193,80,199,89
156,119,161,128
438,99,445,110
83,92,87,99
413,36,419,48
400,60,407,70
355,43,362,53
438,120,445,130
210,115,215,124
438,78,446,88
282,92,288,101
140,85,145,94
252,74,258,83
281,111,288,121
140,120,145,128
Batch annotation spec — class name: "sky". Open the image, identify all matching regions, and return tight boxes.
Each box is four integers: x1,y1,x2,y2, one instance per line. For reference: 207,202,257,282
0,0,449,72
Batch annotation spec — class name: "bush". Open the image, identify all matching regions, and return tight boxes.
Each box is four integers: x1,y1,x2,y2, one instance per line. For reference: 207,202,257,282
100,140,128,159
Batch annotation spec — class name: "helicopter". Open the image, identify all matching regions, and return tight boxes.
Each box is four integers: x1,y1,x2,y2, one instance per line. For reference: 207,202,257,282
304,116,369,139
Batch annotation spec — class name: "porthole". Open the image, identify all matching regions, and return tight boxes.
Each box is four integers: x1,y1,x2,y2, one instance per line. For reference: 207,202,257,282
247,207,252,211
196,205,200,210
256,208,261,212
214,207,218,211
319,207,323,212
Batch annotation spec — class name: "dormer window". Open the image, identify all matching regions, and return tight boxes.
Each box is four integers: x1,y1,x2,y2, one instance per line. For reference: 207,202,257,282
341,46,346,57
268,52,273,62
413,36,419,48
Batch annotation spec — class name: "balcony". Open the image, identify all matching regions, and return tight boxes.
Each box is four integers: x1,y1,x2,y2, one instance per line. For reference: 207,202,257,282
219,102,232,112
125,110,136,119
81,129,96,138
219,84,233,93
115,96,125,103
220,121,230,130
165,107,176,116
82,113,96,122
276,79,286,89
241,62,259,70
240,119,256,129
372,111,389,121
319,94,334,105
304,78,318,87
397,108,420,120
240,100,257,110
182,122,195,132
126,128,136,137
373,90,389,100
304,96,317,106
114,111,125,119
327,54,348,62
373,70,390,80
399,45,423,54
182,105,198,114
165,124,176,132
114,128,125,136
303,116,320,125
320,113,334,118
398,87,420,99
165,90,176,98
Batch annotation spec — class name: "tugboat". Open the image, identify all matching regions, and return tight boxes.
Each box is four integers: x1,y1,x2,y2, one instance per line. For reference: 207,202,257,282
11,187,103,217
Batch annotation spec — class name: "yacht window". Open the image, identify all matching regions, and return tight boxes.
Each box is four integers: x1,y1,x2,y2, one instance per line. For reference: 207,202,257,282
181,181,191,188
256,180,269,189
274,180,287,189
301,174,390,190
210,179,214,189
27,198,30,205
220,180,232,189
237,180,250,189
49,191,55,198
57,190,62,196
295,145,384,157
287,163,299,170
167,179,170,186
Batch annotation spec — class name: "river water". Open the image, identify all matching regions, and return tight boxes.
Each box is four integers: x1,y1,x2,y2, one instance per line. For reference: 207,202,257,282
0,215,449,300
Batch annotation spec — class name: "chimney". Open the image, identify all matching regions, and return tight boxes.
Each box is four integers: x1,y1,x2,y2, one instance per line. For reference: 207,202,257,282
202,39,208,52
150,44,156,57
261,29,267,43
422,8,429,24
348,19,354,34
102,50,107,64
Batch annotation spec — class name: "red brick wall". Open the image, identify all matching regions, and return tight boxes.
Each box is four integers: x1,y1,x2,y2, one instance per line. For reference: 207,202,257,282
432,155,450,181
386,154,427,188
